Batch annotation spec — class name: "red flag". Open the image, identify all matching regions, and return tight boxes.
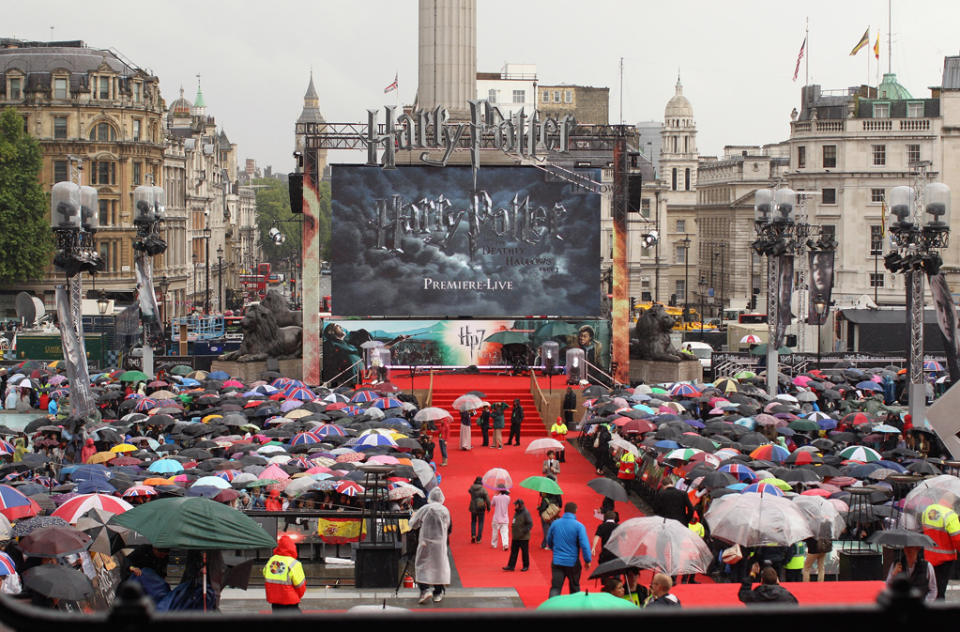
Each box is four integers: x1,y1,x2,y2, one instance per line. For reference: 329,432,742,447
793,37,806,82
384,73,398,94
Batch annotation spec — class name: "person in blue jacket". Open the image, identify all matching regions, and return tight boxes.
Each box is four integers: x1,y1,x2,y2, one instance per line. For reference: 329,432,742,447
545,502,591,597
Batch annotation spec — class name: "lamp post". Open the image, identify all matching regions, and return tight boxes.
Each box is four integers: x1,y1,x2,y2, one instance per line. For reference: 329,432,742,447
883,182,951,426
157,274,168,332
97,290,109,316
681,235,691,325
698,276,707,338
192,253,198,313
202,227,211,314
813,294,826,369
217,244,224,314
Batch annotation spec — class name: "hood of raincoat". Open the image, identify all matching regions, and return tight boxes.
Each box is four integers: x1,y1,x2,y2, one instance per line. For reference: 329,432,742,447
274,534,298,558
428,487,445,505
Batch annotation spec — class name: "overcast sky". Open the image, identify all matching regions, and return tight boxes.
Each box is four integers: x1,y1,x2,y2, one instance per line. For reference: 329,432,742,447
8,0,960,171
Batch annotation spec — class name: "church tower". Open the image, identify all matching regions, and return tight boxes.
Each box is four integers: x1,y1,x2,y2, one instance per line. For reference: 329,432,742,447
659,77,698,197
296,72,328,180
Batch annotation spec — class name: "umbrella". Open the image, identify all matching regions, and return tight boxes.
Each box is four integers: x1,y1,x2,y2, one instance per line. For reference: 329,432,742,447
603,516,713,576
484,330,530,345
452,394,485,411
482,467,512,491
76,508,130,555
110,497,276,549
867,528,936,549
524,438,565,455
791,495,846,539
413,407,452,423
23,565,93,600
51,493,133,524
0,484,40,521
740,334,762,344
19,525,91,558
519,476,563,495
838,445,883,463
586,478,629,503
538,591,640,611
704,491,813,546
119,370,149,382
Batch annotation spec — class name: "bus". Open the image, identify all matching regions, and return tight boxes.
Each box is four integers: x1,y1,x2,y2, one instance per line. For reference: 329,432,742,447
634,301,714,331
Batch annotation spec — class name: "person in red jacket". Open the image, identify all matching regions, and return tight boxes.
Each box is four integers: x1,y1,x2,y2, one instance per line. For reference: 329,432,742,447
263,535,306,611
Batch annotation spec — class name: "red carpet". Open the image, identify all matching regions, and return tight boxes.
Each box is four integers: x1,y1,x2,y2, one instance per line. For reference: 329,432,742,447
423,375,887,609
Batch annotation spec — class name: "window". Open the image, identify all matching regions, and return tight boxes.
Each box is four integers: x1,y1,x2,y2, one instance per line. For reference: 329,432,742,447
7,77,21,100
871,188,885,203
870,273,884,288
671,168,678,191
822,145,836,168
53,116,67,139
870,225,883,255
822,188,836,205
132,119,141,141
512,89,525,104
133,81,142,103
907,102,924,118
487,89,496,103
675,279,686,302
133,162,142,186
98,76,110,100
99,242,110,272
92,161,116,185
675,245,687,264
872,144,886,166
907,144,920,165
821,224,836,243
641,199,651,218
685,167,691,191
89,123,116,142
797,146,806,168
53,160,68,183
564,90,572,103
541,90,549,102
873,103,890,118
552,90,561,103
676,219,686,233
99,199,109,226
53,78,67,99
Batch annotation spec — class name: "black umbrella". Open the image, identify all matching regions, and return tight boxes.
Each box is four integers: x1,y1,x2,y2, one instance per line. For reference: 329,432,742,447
867,529,936,549
23,418,50,434
11,516,69,538
587,477,629,502
906,461,941,475
23,565,93,600
701,471,738,489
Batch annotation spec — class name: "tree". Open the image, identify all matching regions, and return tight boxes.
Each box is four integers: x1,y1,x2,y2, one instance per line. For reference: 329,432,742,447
0,107,53,282
254,177,330,265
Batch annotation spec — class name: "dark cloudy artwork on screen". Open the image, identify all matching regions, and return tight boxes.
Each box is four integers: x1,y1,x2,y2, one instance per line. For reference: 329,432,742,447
330,166,602,317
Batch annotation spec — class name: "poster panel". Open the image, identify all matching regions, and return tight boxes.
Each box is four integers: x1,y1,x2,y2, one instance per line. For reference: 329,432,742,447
330,165,601,318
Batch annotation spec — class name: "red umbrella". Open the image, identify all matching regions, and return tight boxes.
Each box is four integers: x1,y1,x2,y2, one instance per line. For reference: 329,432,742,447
0,484,41,520
51,493,134,524
621,419,656,435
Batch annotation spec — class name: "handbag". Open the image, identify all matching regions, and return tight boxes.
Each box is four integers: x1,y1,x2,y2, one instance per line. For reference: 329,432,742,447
721,543,743,565
540,502,560,522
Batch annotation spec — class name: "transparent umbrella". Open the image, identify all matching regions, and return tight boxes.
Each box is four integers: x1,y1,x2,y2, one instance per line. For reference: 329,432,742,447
791,495,846,539
482,467,512,491
902,474,960,530
603,516,713,576
705,491,813,546
452,394,485,412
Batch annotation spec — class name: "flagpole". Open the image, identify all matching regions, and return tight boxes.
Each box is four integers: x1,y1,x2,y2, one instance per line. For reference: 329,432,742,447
866,26,870,89
805,17,809,86
888,0,892,73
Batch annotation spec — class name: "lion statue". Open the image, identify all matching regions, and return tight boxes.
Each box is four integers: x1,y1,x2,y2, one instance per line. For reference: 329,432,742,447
261,289,302,328
631,304,684,362
219,303,302,362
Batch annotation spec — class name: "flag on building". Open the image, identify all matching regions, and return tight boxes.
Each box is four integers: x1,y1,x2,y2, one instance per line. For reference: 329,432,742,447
384,73,398,94
793,36,807,81
874,32,880,60
850,28,870,55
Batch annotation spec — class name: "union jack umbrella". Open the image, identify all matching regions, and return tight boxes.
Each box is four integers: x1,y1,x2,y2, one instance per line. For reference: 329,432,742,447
335,480,364,497
121,485,157,499
314,424,346,437
291,432,322,446
372,397,403,410
0,485,40,521
350,390,378,403
0,551,15,576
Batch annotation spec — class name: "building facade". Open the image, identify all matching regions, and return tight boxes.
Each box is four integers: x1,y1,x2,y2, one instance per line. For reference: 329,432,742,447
476,63,537,117
537,84,609,125
0,38,168,313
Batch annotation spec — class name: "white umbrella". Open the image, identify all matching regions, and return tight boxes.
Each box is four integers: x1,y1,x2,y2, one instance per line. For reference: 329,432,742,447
705,491,813,546
902,474,960,530
524,438,565,455
452,394,484,412
609,436,639,457
413,407,452,423
604,516,713,576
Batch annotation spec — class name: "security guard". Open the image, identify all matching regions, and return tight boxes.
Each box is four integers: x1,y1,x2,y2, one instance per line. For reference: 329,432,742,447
263,534,306,611
617,450,636,481
921,503,960,599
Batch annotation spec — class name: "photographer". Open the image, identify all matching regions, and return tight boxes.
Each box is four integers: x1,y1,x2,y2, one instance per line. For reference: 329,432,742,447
738,561,799,605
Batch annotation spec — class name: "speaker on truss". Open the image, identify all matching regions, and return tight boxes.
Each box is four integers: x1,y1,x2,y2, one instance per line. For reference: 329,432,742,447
288,173,303,214
628,174,643,212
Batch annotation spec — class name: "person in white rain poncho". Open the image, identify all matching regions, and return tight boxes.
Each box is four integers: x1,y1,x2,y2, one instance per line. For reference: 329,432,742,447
409,487,451,604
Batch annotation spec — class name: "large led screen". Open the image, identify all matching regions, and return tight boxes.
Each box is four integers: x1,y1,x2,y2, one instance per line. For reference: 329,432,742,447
330,165,601,317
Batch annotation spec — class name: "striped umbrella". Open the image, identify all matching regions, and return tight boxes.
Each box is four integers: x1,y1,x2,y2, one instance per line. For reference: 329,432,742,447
0,551,15,576
838,445,882,463
741,481,785,497
351,434,398,450
291,432,322,446
717,463,757,482
51,494,133,524
0,485,40,520
314,424,347,438
740,334,762,344
664,448,703,462
748,444,790,463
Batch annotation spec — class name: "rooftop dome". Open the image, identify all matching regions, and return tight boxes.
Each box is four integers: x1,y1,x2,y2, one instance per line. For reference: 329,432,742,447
665,77,693,119
169,87,192,118
876,72,912,100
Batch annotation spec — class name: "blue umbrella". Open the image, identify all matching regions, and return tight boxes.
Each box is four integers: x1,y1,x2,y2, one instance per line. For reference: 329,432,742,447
179,378,201,387
654,440,680,450
147,459,184,474
681,418,705,429
76,478,115,494
208,371,230,380
856,381,882,392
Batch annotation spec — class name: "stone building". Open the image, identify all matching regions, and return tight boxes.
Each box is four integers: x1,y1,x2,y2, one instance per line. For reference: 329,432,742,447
537,84,609,125
476,63,537,117
0,38,169,313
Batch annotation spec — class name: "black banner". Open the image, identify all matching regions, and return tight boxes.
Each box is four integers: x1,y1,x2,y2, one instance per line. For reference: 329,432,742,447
807,250,835,325
930,272,960,384
774,255,794,348
55,286,96,418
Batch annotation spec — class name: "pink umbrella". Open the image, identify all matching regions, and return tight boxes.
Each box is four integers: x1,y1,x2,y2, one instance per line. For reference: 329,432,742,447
259,464,290,481
792,375,811,387
368,455,400,465
51,493,133,524
223,379,245,388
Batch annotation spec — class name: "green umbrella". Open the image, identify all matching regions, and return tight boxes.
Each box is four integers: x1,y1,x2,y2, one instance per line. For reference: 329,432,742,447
246,479,280,488
788,419,819,432
519,476,563,495
119,370,149,382
538,591,640,611
170,365,193,376
483,330,531,345
734,371,757,380
110,497,276,549
534,321,579,340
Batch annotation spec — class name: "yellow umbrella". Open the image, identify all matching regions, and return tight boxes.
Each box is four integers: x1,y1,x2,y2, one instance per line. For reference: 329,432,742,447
284,409,312,419
87,451,116,464
202,414,223,424
110,443,138,453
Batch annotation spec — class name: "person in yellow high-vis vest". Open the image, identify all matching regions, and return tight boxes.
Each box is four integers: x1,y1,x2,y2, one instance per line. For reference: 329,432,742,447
921,503,960,599
263,535,306,611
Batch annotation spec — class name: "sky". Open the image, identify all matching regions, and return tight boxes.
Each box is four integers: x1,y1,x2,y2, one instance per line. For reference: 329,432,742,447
7,0,960,171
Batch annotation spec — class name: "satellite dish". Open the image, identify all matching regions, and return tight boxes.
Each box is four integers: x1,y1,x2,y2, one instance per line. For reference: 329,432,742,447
15,292,36,326
32,297,45,323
